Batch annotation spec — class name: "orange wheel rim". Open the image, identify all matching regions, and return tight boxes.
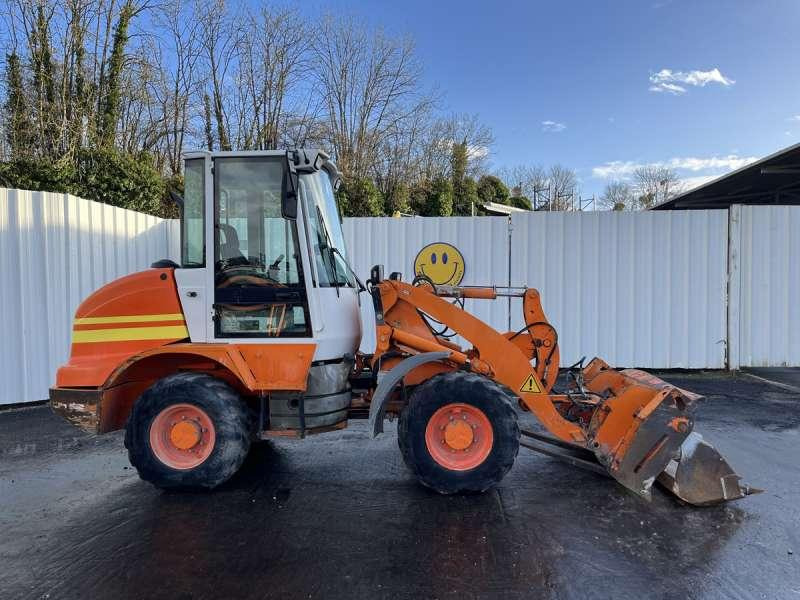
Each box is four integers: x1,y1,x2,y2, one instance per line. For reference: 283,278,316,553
149,404,216,470
425,403,494,471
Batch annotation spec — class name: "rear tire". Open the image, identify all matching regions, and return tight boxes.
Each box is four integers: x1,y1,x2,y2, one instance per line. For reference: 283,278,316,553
124,372,251,490
398,371,519,494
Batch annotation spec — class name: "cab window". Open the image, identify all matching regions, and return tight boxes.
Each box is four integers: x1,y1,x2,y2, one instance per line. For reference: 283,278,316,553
213,156,310,337
181,159,205,267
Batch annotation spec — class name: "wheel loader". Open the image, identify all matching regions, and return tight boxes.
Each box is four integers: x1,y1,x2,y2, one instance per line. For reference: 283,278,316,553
50,149,758,505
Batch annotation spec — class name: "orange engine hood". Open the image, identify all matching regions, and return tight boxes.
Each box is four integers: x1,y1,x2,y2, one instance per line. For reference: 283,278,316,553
56,268,188,387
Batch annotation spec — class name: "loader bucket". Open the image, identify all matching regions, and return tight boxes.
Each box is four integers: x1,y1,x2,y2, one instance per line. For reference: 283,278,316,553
657,433,762,506
577,360,756,505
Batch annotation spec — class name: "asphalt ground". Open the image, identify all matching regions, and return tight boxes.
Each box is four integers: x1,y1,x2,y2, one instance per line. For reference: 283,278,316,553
0,371,798,600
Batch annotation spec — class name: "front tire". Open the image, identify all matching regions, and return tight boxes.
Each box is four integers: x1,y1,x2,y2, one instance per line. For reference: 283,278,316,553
124,372,251,490
398,371,519,494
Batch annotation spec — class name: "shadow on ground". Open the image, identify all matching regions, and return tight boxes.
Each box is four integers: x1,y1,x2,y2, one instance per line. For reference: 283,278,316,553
0,372,797,599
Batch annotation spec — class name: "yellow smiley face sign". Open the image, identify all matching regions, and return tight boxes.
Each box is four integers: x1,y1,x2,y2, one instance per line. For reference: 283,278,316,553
413,242,465,286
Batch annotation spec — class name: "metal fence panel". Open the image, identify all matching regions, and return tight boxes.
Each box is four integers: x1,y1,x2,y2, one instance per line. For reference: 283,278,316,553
732,205,800,367
0,189,174,405
343,216,510,352
509,210,729,368
2,187,796,406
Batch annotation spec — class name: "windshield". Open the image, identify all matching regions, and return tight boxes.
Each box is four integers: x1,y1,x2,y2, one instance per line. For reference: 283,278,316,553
301,169,352,287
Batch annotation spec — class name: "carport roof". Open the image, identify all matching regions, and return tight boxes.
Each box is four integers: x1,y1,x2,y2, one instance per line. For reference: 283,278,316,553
652,142,800,210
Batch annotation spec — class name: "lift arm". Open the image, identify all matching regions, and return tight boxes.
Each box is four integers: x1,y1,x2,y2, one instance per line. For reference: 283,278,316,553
369,278,757,505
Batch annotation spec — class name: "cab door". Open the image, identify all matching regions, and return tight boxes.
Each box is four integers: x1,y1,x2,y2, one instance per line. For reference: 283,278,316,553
211,155,312,341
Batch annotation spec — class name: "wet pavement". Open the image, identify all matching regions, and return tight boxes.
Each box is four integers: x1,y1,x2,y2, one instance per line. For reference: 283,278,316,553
1,372,798,600
745,367,800,392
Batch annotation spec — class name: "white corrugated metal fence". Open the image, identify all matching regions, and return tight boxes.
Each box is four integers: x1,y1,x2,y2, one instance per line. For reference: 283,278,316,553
0,189,176,405
728,205,800,367
1,186,798,405
343,216,510,353
508,210,729,368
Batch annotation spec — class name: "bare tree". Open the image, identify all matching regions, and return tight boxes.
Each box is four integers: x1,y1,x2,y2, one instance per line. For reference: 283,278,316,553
311,15,427,179
548,164,577,210
196,0,238,151
418,113,493,180
150,0,202,174
497,164,547,199
599,180,635,210
371,99,430,207
238,5,309,150
633,165,681,209
1,0,508,218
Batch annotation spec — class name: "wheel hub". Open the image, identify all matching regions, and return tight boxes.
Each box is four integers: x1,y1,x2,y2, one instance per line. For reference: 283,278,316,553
425,403,494,471
149,404,216,470
169,420,202,450
444,419,474,450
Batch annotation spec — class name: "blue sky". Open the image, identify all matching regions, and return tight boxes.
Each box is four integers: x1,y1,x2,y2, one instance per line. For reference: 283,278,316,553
303,0,800,198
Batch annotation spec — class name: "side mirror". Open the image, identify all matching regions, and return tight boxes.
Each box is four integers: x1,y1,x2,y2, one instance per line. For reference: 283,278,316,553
369,264,384,285
282,152,299,220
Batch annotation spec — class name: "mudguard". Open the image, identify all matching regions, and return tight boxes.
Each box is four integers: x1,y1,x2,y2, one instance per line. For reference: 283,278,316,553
367,351,450,437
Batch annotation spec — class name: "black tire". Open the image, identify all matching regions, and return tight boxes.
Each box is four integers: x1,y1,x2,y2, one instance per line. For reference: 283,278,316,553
124,372,252,490
398,371,519,494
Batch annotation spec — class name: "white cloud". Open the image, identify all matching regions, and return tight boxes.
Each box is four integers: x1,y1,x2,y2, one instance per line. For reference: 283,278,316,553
649,82,686,95
680,175,719,191
541,120,566,133
592,161,640,179
790,115,800,122
648,68,735,94
592,154,759,179
667,155,758,171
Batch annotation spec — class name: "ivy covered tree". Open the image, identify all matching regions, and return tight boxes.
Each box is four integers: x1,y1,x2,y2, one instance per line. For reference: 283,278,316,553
384,182,410,215
477,175,509,204
3,53,30,156
509,195,532,210
450,140,469,214
424,176,453,216
338,176,383,216
99,1,136,148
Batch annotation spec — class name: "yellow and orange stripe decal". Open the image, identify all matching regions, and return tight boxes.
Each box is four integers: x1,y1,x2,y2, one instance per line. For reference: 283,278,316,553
73,313,185,325
72,313,188,343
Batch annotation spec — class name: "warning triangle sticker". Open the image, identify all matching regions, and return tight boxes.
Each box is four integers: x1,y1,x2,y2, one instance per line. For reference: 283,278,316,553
519,374,541,393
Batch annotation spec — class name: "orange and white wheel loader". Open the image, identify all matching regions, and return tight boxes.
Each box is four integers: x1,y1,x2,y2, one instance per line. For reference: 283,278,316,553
50,149,758,505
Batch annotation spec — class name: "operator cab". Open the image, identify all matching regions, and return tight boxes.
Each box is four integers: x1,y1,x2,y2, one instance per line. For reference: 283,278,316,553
175,150,361,362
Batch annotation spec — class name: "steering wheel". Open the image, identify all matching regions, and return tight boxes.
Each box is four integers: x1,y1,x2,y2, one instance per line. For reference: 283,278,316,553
216,271,273,289
216,253,289,287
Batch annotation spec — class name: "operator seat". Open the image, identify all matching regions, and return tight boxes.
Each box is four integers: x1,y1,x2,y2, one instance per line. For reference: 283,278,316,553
218,224,248,265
